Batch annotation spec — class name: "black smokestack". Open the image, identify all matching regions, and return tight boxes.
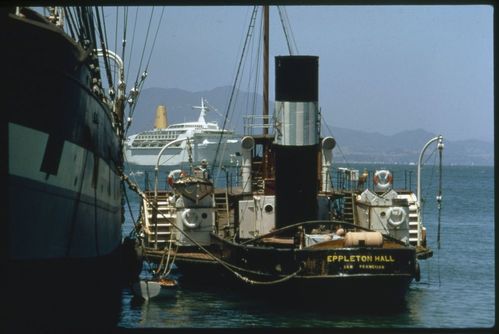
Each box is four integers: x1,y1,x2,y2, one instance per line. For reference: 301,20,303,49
274,55,319,231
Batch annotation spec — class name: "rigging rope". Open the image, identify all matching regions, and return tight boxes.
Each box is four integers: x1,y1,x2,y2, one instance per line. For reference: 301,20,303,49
126,7,138,82
62,7,77,40
121,7,128,72
249,14,263,133
277,6,297,55
243,7,262,136
212,6,259,174
121,171,303,285
94,7,114,90
126,6,166,126
114,7,118,70
133,8,153,85
73,7,87,46
144,7,165,72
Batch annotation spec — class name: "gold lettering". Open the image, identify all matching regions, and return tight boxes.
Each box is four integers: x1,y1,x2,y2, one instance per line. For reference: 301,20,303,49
372,255,396,262
327,254,395,263
327,255,339,262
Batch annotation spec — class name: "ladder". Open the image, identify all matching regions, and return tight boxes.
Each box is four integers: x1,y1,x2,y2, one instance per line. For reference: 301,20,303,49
342,192,355,223
142,190,176,249
214,191,232,235
396,193,421,246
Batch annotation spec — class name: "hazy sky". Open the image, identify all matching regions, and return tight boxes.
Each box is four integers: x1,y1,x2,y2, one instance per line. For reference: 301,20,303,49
106,5,493,142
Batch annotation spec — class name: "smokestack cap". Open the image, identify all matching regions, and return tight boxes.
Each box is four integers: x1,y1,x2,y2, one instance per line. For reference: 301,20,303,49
275,55,319,102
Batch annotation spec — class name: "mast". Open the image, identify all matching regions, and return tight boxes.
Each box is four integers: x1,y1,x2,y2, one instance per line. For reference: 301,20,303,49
263,5,269,136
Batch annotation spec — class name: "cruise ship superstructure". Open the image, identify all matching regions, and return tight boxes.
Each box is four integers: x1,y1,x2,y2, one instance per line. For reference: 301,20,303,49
125,99,241,170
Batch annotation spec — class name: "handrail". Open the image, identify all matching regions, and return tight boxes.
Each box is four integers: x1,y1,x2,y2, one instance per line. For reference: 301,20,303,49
416,135,444,246
152,137,191,248
243,115,273,135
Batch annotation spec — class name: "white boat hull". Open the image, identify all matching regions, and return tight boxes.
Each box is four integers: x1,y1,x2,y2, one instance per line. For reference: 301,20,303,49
125,137,241,170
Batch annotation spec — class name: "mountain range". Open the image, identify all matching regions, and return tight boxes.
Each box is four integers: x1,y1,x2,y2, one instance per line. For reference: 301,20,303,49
128,86,493,166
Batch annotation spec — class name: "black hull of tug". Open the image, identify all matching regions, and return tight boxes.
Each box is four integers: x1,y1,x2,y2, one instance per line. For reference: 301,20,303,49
173,236,416,306
5,8,124,330
178,266,412,307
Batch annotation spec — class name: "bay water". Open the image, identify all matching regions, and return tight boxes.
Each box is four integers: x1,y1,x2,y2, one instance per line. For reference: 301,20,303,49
118,164,495,329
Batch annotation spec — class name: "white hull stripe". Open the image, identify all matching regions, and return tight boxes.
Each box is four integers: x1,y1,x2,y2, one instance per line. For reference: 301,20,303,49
9,122,121,205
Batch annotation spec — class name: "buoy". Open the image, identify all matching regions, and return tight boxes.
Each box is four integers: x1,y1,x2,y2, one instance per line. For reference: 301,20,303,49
374,170,393,190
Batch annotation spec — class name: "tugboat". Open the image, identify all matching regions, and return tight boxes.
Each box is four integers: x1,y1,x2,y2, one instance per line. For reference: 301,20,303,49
133,6,443,307
137,54,443,306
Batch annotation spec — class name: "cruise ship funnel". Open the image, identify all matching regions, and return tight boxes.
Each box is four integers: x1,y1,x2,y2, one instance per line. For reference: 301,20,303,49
154,105,168,129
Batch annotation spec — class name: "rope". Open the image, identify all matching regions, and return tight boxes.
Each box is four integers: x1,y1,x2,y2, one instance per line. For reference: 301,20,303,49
144,7,165,72
133,7,154,87
114,7,118,71
121,7,128,73
94,7,114,90
125,7,138,82
122,181,139,238
121,172,303,285
128,6,166,121
76,7,89,46
62,7,77,40
277,6,295,55
212,6,259,172
241,219,407,246
160,241,178,277
154,228,177,278
249,15,262,135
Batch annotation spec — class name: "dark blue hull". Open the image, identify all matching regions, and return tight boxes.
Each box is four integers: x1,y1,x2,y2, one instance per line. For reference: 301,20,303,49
5,8,125,330
6,7,123,261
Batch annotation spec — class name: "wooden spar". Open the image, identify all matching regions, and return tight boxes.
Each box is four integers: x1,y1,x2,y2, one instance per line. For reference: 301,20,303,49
263,5,269,135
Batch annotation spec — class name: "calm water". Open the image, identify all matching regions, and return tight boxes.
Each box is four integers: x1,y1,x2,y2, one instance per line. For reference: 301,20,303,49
118,164,495,329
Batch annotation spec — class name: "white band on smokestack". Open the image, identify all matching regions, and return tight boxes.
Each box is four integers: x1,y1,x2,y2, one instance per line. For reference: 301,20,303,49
274,101,319,146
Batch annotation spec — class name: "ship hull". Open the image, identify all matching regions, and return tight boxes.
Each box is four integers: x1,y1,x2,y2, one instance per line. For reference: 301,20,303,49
171,236,416,306
177,260,412,307
5,8,124,330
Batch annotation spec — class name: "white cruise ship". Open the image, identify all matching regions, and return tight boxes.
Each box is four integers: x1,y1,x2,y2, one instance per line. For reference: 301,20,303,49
125,99,241,170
